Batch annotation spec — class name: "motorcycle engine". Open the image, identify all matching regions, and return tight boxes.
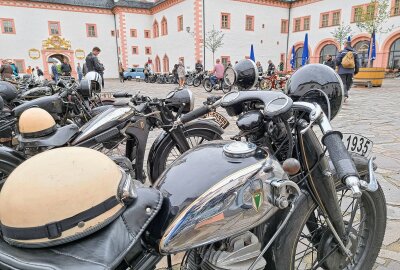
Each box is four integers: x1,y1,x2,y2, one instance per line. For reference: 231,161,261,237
184,231,266,270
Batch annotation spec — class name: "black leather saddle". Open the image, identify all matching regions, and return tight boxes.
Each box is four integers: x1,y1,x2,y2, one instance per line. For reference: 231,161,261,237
18,124,79,148
0,187,162,270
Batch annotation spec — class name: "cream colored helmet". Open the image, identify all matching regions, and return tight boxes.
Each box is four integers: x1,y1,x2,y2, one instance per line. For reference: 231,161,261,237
18,108,56,138
0,147,136,248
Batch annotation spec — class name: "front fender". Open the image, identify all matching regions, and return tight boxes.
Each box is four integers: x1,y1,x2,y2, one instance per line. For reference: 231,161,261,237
147,119,224,183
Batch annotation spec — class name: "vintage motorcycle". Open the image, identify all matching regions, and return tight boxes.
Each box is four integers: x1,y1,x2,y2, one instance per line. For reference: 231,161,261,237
0,61,385,270
0,88,226,188
259,73,290,91
203,74,232,93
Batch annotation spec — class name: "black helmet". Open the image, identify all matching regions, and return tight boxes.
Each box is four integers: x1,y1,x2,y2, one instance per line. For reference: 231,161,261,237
0,81,18,102
285,64,344,120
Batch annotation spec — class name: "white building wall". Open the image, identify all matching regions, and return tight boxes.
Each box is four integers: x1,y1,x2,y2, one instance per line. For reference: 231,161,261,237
203,0,289,70
0,5,119,78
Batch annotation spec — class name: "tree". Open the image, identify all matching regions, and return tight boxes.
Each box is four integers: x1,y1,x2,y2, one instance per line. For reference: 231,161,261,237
205,26,224,64
356,0,394,66
331,22,353,50
356,0,394,35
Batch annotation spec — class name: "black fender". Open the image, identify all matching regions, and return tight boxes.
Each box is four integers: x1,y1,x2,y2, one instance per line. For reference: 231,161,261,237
0,146,26,187
147,119,224,183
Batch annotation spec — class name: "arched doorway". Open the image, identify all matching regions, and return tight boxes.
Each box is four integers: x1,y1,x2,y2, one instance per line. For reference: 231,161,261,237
354,40,370,68
319,44,338,63
155,55,161,73
42,50,75,79
295,47,303,68
388,38,400,69
163,54,169,73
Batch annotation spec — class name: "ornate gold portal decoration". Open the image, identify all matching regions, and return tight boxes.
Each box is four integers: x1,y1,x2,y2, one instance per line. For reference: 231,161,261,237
28,49,41,60
75,49,85,60
42,36,71,50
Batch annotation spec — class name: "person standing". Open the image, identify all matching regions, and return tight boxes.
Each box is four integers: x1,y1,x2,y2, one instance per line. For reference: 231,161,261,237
85,47,105,87
256,61,263,74
77,63,83,81
336,41,359,101
0,61,13,80
266,60,276,76
10,62,19,77
195,60,203,73
177,61,185,90
172,63,179,84
210,59,224,88
36,66,44,82
323,55,336,70
279,61,284,72
51,62,59,82
61,58,72,76
26,66,32,75
118,63,124,83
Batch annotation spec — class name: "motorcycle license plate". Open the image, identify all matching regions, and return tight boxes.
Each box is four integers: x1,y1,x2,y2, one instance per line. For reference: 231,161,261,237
342,133,373,157
204,111,230,129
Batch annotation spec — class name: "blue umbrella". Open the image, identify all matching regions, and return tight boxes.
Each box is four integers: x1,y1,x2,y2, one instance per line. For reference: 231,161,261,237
250,44,255,62
290,46,296,69
301,33,309,66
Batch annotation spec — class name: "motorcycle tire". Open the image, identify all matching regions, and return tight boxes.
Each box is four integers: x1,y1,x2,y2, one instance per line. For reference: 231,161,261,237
203,78,213,92
193,77,202,87
260,79,272,90
149,127,222,183
269,184,386,270
222,84,232,94
186,77,194,86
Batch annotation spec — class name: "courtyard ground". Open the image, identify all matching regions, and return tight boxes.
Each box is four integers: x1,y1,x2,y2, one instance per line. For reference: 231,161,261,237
104,78,400,269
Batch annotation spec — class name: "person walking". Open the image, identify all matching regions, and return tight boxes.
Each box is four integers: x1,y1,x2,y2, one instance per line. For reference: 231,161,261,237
10,62,19,77
36,66,44,82
61,58,72,76
0,61,13,80
77,63,83,81
336,41,359,102
51,62,59,82
177,61,185,89
323,55,336,70
86,47,105,87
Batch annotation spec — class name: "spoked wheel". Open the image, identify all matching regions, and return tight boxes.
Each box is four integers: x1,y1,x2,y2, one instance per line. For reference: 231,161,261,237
193,77,202,87
260,79,272,90
186,76,194,86
270,184,386,270
149,128,222,183
203,78,213,92
222,82,232,93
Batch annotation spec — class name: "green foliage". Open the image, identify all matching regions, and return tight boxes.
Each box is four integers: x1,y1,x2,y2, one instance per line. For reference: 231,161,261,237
331,22,353,48
205,26,224,63
356,0,394,34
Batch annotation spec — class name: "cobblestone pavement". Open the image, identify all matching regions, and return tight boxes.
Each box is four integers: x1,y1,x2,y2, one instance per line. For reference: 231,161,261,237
104,78,400,269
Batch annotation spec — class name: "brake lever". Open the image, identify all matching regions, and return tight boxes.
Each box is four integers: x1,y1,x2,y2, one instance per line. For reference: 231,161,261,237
299,103,323,134
359,156,378,192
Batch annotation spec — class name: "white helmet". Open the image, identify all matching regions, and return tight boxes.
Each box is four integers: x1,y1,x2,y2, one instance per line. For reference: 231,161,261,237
84,71,102,92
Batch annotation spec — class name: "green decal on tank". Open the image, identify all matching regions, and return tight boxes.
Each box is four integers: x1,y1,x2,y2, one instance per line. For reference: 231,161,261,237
252,190,263,212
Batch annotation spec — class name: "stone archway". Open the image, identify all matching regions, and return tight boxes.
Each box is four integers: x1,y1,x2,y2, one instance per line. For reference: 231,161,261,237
381,30,400,69
42,50,76,79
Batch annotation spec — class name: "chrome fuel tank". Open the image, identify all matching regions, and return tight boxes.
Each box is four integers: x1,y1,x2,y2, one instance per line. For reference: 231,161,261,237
71,106,133,145
155,141,290,254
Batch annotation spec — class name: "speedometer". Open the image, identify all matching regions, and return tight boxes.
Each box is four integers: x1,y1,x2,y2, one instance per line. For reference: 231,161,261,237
221,91,240,106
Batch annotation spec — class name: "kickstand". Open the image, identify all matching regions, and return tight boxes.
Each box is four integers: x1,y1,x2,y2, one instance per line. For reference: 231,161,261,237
167,255,172,270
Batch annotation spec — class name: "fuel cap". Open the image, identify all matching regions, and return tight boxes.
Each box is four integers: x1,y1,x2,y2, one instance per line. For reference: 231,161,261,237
223,141,257,158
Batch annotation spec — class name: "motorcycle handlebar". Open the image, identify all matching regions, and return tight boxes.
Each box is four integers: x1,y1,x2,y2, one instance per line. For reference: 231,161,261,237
180,105,211,124
113,92,133,98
